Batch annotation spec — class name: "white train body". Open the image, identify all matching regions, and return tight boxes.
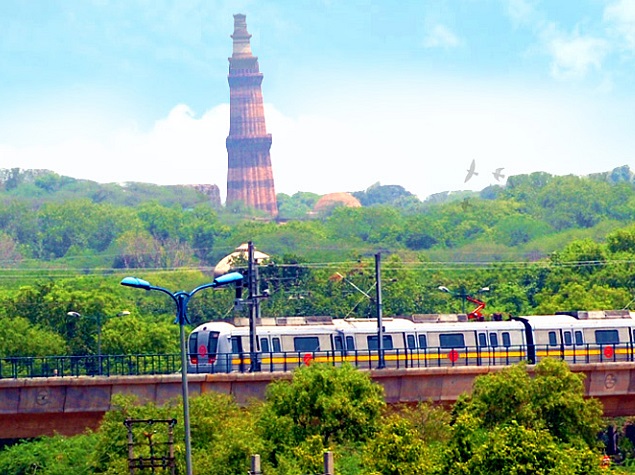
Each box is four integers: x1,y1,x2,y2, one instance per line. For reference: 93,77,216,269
187,310,635,373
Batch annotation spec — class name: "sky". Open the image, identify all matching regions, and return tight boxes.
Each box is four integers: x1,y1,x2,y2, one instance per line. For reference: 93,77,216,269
1,0,635,202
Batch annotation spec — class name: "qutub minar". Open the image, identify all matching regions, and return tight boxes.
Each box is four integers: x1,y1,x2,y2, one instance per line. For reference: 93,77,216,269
225,14,278,217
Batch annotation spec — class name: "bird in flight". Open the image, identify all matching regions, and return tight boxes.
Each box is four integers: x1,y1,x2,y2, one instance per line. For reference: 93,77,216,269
492,168,505,181
465,159,478,182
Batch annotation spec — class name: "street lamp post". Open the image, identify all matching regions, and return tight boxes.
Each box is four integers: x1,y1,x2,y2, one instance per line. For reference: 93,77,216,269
67,310,130,375
120,271,243,475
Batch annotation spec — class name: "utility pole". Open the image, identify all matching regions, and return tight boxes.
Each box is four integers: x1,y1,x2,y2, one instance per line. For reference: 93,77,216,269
245,241,270,372
247,242,260,372
375,253,385,369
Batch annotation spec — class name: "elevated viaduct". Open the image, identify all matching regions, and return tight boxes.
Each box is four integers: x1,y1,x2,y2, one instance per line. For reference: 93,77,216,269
1,363,633,439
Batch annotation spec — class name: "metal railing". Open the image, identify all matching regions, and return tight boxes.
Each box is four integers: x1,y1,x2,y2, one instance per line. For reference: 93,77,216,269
0,343,630,379
0,353,181,379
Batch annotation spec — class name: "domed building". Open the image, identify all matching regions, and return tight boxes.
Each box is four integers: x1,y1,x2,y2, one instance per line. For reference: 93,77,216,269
313,192,362,213
213,243,270,277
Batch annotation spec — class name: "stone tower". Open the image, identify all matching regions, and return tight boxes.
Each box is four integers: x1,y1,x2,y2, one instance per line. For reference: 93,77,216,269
226,14,278,217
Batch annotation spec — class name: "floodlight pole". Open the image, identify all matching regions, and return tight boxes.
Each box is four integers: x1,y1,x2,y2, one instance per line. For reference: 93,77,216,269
120,272,243,475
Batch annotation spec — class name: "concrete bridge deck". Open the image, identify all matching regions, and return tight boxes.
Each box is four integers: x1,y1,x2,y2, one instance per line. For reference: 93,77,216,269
1,362,634,439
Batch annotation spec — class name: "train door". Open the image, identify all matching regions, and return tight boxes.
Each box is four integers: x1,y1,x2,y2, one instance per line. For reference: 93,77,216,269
475,331,509,366
563,328,585,363
476,331,492,365
417,333,428,367
333,331,347,366
231,335,246,372
259,335,282,371
405,332,417,368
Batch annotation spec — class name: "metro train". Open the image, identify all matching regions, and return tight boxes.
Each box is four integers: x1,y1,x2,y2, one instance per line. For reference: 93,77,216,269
186,310,635,373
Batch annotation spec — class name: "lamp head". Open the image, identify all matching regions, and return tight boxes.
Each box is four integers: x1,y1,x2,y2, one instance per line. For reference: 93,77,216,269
120,277,152,290
438,286,450,293
213,271,244,287
67,311,81,318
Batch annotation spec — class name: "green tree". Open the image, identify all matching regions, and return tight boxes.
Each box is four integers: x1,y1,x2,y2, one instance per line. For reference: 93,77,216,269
258,363,385,466
441,359,604,475
0,315,67,356
100,314,179,355
362,413,443,475
92,392,261,475
0,433,97,475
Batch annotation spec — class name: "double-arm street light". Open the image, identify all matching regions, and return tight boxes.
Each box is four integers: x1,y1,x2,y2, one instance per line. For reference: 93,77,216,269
120,271,243,475
67,310,130,375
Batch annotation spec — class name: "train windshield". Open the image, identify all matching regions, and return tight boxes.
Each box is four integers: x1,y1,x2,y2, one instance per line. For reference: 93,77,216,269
208,331,220,356
189,332,198,364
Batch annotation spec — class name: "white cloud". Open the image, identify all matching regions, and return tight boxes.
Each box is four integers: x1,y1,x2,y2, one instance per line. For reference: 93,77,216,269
1,82,635,202
543,26,610,80
604,0,635,51
0,104,231,196
502,0,537,27
423,24,461,49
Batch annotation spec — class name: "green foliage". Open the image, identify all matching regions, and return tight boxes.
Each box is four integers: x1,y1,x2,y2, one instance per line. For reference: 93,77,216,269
352,182,415,207
258,363,385,465
362,415,440,475
0,433,97,475
0,315,67,356
444,417,603,475
101,314,179,354
93,392,262,475
277,191,320,219
441,359,604,475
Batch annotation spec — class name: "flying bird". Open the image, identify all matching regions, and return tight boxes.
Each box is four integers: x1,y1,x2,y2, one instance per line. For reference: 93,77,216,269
492,168,505,181
465,159,478,183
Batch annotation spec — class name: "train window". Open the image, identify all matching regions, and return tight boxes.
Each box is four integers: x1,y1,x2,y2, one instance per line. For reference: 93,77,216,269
346,336,355,350
208,331,220,355
407,335,416,349
563,331,572,346
231,336,243,354
294,336,320,352
502,332,511,347
439,333,466,349
367,335,394,350
490,333,499,348
418,334,427,349
334,335,343,351
260,338,270,353
272,338,281,352
478,333,487,347
595,330,619,345
548,331,557,346
575,331,583,345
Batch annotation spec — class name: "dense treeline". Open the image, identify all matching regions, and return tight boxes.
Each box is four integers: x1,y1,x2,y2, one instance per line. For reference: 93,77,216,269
1,166,635,268
2,166,635,357
0,360,628,474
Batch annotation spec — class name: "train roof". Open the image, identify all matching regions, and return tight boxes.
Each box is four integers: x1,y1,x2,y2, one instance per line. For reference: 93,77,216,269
519,313,635,329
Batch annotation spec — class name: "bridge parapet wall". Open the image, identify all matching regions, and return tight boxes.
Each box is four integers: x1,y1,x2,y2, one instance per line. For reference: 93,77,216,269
1,363,634,439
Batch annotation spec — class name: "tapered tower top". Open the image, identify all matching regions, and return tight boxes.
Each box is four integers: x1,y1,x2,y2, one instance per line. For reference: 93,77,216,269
231,14,253,57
